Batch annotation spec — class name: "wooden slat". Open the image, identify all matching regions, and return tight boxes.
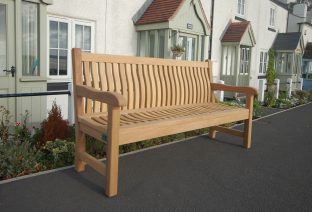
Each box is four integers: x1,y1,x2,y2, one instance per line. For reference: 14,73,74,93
163,66,171,106
99,62,108,112
144,65,152,108
181,66,189,105
81,52,210,68
154,65,162,107
125,64,134,110
132,64,140,109
91,62,100,112
158,65,167,106
80,152,106,176
169,66,175,105
83,61,92,113
106,63,114,91
172,66,180,105
212,126,244,137
137,64,146,108
113,63,121,93
119,63,128,111
150,65,157,108
176,66,184,105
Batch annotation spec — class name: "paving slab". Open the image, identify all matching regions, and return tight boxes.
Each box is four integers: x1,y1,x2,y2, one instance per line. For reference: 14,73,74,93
1,103,312,212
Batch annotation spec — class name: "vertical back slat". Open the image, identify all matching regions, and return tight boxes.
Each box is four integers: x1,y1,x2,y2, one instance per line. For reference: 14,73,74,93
200,67,208,103
190,67,197,104
163,66,171,106
144,65,151,108
181,66,189,105
132,64,140,109
113,63,121,93
149,65,157,108
119,63,128,110
177,66,184,105
158,65,167,107
106,63,114,91
99,62,108,112
154,65,162,107
125,64,134,110
83,61,92,113
172,66,180,105
137,64,146,108
168,66,176,106
91,62,100,112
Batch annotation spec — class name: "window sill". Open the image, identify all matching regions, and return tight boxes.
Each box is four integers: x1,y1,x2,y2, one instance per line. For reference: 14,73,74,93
268,27,276,32
19,77,48,82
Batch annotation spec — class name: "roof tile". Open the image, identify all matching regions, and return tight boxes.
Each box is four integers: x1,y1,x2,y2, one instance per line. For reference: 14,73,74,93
136,0,184,25
221,21,250,43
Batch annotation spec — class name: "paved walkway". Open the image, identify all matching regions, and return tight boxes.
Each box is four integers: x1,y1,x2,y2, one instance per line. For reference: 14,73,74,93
1,103,312,212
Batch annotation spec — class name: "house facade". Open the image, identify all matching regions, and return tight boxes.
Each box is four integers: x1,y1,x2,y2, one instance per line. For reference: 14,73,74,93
0,0,310,124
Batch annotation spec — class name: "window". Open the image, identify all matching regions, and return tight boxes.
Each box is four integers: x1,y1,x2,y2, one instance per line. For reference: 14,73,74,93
259,51,268,74
276,52,294,74
237,0,245,16
269,7,276,27
49,20,69,76
22,2,39,76
75,23,92,53
240,47,250,74
48,17,94,78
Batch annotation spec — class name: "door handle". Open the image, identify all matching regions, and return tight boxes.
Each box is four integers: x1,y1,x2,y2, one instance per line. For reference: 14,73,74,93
3,66,16,77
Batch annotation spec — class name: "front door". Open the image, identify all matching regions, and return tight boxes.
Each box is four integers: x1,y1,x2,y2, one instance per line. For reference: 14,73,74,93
0,0,15,118
238,47,250,86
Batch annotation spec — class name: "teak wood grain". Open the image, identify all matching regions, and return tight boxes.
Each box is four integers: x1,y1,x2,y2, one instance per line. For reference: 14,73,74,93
72,48,257,197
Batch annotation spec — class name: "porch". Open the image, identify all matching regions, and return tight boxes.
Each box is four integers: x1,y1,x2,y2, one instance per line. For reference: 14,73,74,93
1,103,312,211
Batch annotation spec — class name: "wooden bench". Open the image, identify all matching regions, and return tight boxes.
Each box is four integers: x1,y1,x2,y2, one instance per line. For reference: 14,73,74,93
72,48,258,197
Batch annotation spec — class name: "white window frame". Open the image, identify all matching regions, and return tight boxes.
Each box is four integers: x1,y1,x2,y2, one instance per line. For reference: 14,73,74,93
259,51,268,75
237,0,246,17
269,7,276,28
48,16,71,80
47,16,95,81
72,20,95,53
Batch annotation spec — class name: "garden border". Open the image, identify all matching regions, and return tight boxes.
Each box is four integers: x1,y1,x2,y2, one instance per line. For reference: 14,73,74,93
1,101,311,185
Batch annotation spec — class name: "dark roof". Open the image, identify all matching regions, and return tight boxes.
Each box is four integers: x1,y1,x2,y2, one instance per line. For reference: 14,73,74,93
303,42,312,59
135,0,184,25
221,21,250,43
272,32,302,51
270,0,289,10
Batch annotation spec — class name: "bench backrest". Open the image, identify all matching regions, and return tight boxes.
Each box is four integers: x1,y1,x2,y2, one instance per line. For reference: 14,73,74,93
72,48,214,113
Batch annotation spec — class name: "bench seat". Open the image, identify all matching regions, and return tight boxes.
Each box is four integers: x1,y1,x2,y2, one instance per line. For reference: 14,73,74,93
78,103,249,145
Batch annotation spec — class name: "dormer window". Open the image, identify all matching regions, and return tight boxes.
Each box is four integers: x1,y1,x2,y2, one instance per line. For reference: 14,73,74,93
269,7,276,28
237,0,245,16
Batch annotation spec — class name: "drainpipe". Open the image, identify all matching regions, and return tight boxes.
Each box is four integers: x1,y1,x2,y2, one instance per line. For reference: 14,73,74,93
208,0,215,59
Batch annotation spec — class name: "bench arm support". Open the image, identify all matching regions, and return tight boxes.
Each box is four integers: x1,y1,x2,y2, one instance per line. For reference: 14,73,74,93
210,83,258,97
76,85,127,107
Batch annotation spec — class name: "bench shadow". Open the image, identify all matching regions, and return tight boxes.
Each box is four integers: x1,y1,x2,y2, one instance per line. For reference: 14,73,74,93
62,167,106,196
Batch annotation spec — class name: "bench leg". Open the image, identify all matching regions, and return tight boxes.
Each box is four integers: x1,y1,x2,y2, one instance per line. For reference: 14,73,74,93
208,127,217,139
75,130,86,172
105,106,121,197
243,118,252,149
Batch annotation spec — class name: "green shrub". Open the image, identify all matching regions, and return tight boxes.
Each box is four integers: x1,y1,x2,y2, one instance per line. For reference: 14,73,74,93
0,106,11,143
38,140,75,169
264,91,276,107
292,90,309,105
0,140,41,180
253,98,262,117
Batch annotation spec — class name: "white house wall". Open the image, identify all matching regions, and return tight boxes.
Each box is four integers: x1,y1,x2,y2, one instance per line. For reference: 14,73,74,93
209,0,288,88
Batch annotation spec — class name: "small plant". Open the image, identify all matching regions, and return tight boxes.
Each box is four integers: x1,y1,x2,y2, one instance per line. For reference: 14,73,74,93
38,101,69,147
0,140,41,180
38,140,75,168
264,91,276,107
293,90,309,105
253,98,262,118
0,106,11,143
171,44,185,53
14,110,32,143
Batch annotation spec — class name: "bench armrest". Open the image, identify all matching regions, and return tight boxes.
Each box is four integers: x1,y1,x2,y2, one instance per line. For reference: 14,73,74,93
211,83,258,96
76,85,126,107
